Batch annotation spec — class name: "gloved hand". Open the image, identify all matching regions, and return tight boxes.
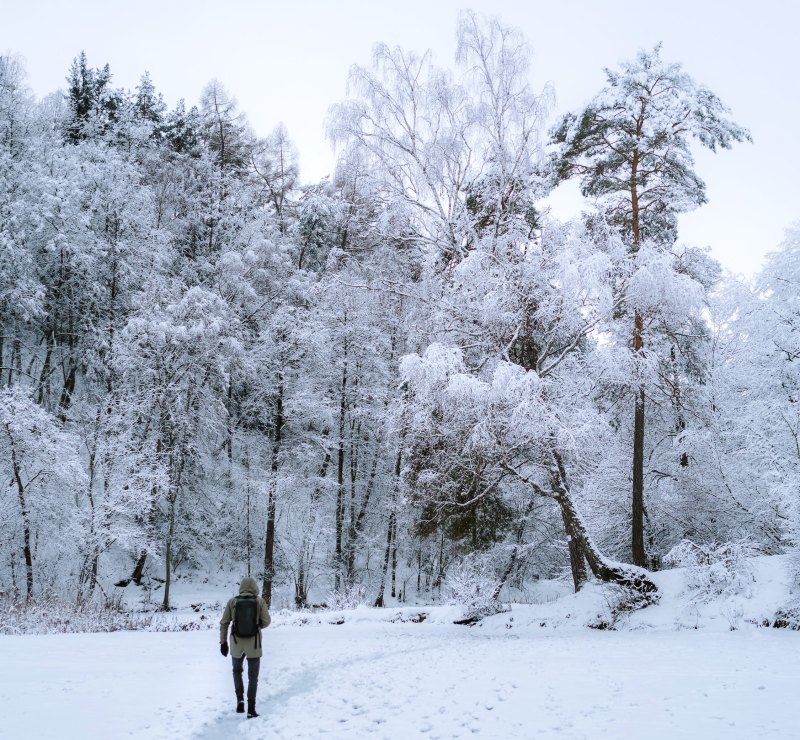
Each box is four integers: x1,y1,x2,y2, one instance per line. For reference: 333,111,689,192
220,642,229,657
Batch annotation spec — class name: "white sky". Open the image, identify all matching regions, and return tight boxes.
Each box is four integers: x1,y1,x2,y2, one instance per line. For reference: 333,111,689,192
4,0,798,276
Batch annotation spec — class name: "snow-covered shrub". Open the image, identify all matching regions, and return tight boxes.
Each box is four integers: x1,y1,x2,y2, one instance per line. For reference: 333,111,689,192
664,540,758,601
326,583,368,610
772,603,800,630
446,556,507,622
0,595,154,635
0,594,217,634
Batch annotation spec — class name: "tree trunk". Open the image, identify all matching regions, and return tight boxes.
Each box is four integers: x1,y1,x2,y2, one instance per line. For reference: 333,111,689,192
162,520,173,610
8,336,21,386
36,332,53,407
162,435,186,611
345,420,359,586
226,380,234,462
671,345,689,467
549,449,657,598
629,145,648,568
632,357,647,566
561,503,588,592
89,548,99,599
244,447,252,577
162,487,178,610
262,372,284,608
295,447,332,608
10,444,33,600
82,441,99,601
374,446,401,607
58,363,76,423
346,433,380,584
550,455,589,592
131,550,147,586
374,510,394,608
556,489,655,595
334,348,348,592
433,530,446,593
390,514,398,598
131,438,161,586
295,559,307,609
262,483,277,607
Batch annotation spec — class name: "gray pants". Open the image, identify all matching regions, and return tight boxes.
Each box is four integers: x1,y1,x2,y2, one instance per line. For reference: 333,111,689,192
231,655,260,706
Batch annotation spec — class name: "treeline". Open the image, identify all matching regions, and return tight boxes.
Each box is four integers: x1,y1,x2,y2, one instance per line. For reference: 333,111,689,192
0,13,797,612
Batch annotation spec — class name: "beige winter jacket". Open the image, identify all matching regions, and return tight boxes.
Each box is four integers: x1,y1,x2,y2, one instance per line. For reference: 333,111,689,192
219,577,271,659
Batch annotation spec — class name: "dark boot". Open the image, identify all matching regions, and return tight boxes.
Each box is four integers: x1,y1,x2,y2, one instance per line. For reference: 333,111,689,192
247,704,259,719
236,700,244,714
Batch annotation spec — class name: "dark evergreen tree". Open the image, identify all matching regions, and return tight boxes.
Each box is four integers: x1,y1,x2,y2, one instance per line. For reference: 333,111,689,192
64,51,123,144
163,99,202,156
133,71,166,133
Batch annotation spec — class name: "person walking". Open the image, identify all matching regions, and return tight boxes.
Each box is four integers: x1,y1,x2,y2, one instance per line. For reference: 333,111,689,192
219,576,271,718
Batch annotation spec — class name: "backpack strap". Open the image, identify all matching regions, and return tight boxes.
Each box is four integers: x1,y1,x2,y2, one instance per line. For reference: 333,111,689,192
256,599,264,649
231,596,239,644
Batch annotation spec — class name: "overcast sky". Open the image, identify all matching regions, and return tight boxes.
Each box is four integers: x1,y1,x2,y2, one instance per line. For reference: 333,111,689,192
4,0,798,276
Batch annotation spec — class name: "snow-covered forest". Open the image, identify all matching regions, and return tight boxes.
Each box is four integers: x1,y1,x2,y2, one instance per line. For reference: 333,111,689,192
1,12,798,620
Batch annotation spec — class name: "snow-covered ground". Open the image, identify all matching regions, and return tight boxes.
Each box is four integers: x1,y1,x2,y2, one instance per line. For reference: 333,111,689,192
3,621,798,739
2,557,799,739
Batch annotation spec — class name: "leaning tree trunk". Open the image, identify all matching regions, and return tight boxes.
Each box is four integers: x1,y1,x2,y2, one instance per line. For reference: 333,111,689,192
555,489,656,595
131,550,147,586
564,517,589,592
559,500,588,593
549,449,657,599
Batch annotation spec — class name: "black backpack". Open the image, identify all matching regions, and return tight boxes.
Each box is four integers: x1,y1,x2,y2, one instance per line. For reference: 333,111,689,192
232,595,259,638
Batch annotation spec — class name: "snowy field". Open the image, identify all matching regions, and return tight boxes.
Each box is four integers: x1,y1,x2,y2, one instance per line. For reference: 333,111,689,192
3,558,800,740
3,616,799,739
